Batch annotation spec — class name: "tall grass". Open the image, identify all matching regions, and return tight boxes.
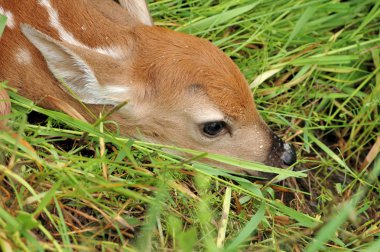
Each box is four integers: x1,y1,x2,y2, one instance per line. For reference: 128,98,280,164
1,0,380,251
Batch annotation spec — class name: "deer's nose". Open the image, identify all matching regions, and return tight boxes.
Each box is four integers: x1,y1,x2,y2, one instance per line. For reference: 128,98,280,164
281,143,297,166
266,134,297,168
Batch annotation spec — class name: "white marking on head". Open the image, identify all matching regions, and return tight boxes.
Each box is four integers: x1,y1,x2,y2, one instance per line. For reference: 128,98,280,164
187,107,225,124
37,0,123,59
0,6,15,29
15,47,33,65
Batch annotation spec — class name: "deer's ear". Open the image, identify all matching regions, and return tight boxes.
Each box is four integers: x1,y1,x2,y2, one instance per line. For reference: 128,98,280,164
118,0,153,26
21,24,130,105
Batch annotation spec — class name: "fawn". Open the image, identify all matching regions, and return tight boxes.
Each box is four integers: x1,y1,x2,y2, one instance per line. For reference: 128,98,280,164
0,0,296,176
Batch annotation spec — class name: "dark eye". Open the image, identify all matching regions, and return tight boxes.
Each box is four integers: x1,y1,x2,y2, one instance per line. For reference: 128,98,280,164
202,121,227,137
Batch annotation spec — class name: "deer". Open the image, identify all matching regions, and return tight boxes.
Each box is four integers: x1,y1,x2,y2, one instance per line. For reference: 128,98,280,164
0,0,297,177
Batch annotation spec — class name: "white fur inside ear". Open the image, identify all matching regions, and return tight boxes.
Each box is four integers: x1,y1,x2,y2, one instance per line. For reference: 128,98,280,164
21,24,129,105
85,85,130,105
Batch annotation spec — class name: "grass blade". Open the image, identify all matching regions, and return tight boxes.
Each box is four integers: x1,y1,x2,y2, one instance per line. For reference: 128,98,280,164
179,2,261,33
284,5,319,49
227,203,266,250
217,186,232,248
0,14,6,37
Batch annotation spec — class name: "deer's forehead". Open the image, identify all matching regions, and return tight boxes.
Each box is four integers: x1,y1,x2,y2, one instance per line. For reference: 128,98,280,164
181,81,258,123
191,72,257,122
208,90,258,122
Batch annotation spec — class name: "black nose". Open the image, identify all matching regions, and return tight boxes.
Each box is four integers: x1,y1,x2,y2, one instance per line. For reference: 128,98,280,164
281,143,297,166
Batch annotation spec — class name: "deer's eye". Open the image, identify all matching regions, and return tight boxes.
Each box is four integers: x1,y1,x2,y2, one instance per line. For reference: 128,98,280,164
201,121,227,138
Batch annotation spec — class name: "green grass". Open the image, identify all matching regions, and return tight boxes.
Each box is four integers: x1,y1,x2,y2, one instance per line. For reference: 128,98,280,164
0,14,6,38
1,0,380,251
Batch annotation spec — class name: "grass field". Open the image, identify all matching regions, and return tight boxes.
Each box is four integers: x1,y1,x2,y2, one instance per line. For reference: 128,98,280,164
1,0,380,251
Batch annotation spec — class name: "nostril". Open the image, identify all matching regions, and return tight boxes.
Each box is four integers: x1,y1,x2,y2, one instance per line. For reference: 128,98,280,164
281,143,297,166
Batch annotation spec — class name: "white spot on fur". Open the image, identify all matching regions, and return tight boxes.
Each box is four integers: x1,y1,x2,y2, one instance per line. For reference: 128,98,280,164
15,47,33,65
38,0,123,59
0,6,15,29
38,0,83,46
